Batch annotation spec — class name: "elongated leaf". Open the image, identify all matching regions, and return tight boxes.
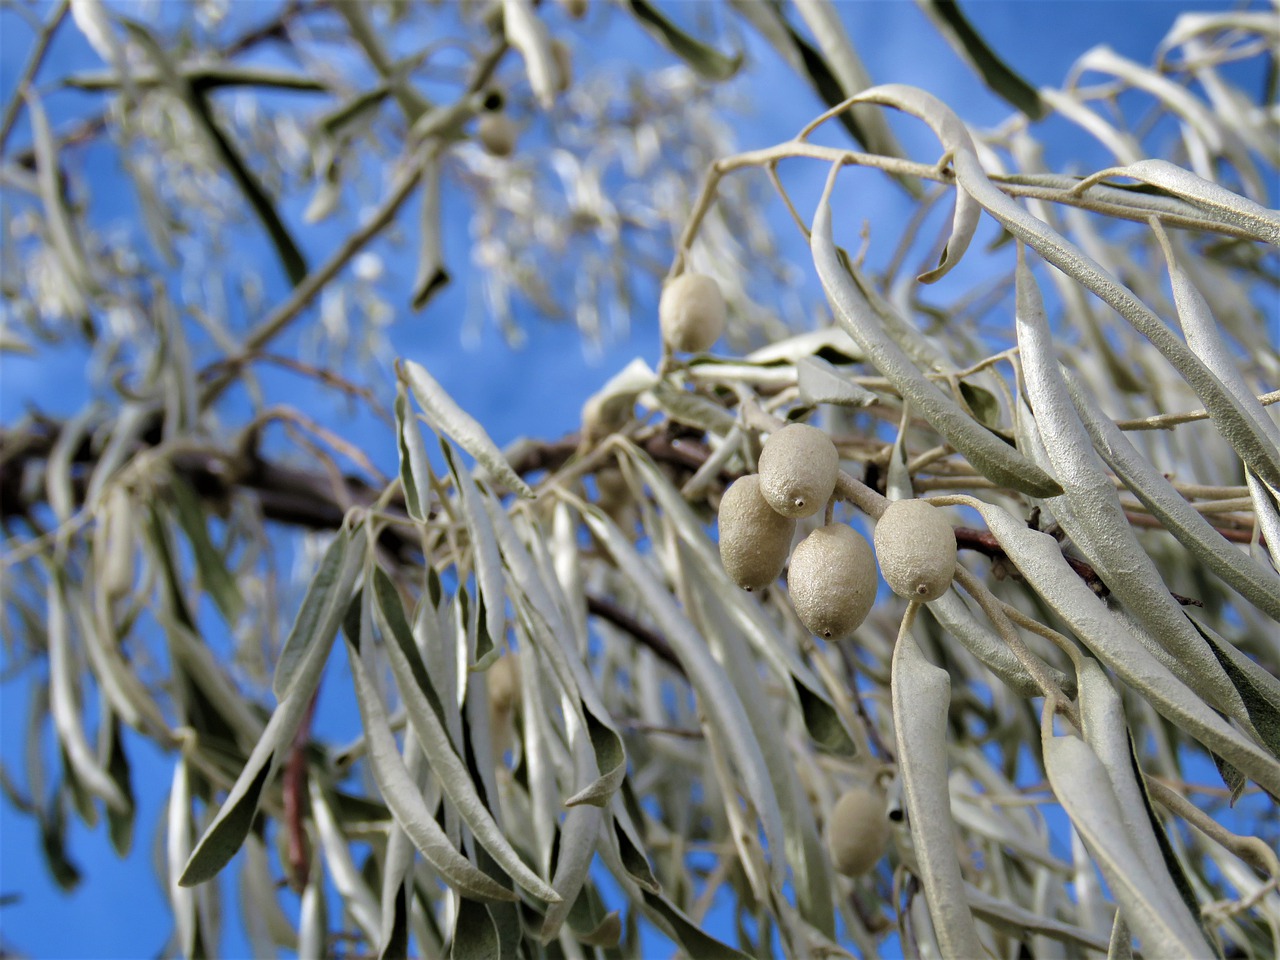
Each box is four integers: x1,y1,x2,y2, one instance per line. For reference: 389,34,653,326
845,80,1280,488
539,756,604,941
503,0,556,109
1044,732,1213,956
580,501,788,888
310,778,381,941
344,620,525,903
811,168,1061,497
402,360,534,499
1064,372,1280,622
179,531,366,887
167,474,243,625
411,157,449,309
47,577,129,813
640,889,752,960
891,624,984,959
972,500,1280,796
797,355,878,407
916,0,1045,118
1015,254,1244,722
395,386,431,522
369,571,560,902
167,757,206,959
26,91,93,314
440,444,505,667
965,882,1110,951
273,526,361,701
626,0,742,81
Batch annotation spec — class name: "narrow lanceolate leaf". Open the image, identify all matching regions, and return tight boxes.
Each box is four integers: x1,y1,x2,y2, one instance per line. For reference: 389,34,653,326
640,890,752,960
179,532,366,887
850,79,1280,489
395,385,432,522
411,156,449,309
811,169,1061,498
915,0,1045,119
1015,254,1244,724
440,444,505,665
625,0,742,81
167,474,243,625
1064,371,1280,622
120,19,307,286
539,755,604,942
972,501,1280,797
343,622,527,904
47,578,129,814
1044,733,1214,956
502,0,556,109
25,91,94,313
368,571,559,903
580,501,788,888
1090,159,1280,245
1077,658,1201,931
796,355,878,407
167,758,204,960
401,360,534,499
891,623,985,960
273,526,362,701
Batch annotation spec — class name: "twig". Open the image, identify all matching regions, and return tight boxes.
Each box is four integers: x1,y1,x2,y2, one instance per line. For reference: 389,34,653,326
0,0,70,156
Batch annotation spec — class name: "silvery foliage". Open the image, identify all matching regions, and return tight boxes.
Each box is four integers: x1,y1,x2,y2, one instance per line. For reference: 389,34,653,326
1,1,1278,957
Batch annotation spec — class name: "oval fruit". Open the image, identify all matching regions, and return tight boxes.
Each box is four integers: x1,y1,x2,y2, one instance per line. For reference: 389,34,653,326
659,273,725,354
477,112,517,157
874,498,957,601
827,784,890,877
788,524,876,639
718,475,796,592
758,423,839,519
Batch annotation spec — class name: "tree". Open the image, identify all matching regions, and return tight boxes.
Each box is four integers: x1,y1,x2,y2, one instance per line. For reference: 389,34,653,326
2,0,1278,956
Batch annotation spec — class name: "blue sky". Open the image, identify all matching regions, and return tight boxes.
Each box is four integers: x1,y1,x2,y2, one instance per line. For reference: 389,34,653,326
0,1,1256,957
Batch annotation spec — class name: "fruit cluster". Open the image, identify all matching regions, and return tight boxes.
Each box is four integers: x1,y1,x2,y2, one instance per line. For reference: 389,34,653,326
718,424,958,639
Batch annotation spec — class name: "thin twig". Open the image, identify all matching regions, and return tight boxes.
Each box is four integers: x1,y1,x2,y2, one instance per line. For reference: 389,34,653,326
0,0,70,156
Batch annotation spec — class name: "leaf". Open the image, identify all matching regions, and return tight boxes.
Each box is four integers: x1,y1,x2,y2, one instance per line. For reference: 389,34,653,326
402,360,535,499
648,382,737,436
796,355,878,407
1043,732,1213,956
344,615,528,903
120,19,307,286
971,500,1280,797
167,473,243,625
370,571,559,902
1196,621,1280,762
580,501,787,887
891,622,985,959
502,0,557,109
440,443,505,665
411,157,449,310
958,380,1001,429
101,712,134,856
625,0,743,81
273,526,362,701
916,0,1046,119
811,167,1062,498
640,890,752,959
1064,371,1280,623
1015,253,1244,724
395,385,433,522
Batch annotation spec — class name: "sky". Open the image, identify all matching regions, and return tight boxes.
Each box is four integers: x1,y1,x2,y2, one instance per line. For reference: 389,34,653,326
0,1,1260,958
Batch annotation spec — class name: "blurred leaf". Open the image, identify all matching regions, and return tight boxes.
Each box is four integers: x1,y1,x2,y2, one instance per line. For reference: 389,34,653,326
273,526,360,701
626,0,743,81
411,157,449,310
451,898,500,960
916,0,1046,119
503,0,557,109
640,889,751,959
402,360,535,499
796,355,877,407
168,474,243,625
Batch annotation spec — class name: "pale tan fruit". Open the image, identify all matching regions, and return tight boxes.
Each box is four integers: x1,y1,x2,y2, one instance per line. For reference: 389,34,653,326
827,785,890,877
659,273,725,354
874,499,957,601
477,112,517,157
718,475,796,591
551,39,572,95
758,423,839,519
487,653,521,715
559,0,588,19
788,524,876,639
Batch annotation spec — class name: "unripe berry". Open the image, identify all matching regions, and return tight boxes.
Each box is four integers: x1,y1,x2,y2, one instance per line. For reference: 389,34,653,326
758,423,839,519
659,273,725,354
874,499,957,601
477,112,517,157
827,784,890,877
718,475,796,592
788,524,876,639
